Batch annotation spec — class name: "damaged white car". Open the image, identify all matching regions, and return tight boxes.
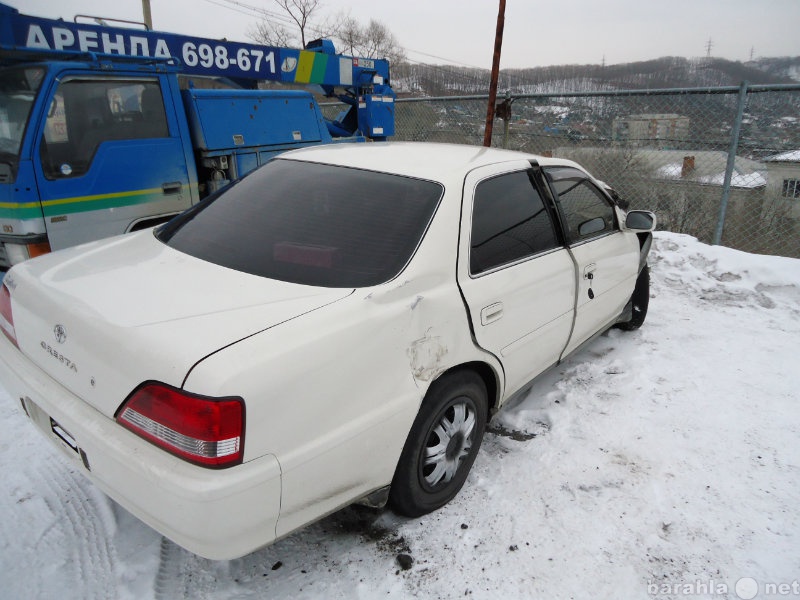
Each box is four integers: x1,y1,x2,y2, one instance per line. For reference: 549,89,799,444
0,142,654,559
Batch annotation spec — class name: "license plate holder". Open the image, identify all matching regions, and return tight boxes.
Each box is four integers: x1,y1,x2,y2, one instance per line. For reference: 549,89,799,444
49,416,92,471
20,396,91,471
50,417,78,452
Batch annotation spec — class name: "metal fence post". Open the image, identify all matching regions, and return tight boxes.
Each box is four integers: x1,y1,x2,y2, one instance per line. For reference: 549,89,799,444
713,81,749,246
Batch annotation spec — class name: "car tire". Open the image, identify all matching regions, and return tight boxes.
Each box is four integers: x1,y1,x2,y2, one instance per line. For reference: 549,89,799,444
389,371,488,518
617,264,650,331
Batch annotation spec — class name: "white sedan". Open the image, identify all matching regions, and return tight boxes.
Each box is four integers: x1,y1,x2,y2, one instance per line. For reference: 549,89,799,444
0,142,654,560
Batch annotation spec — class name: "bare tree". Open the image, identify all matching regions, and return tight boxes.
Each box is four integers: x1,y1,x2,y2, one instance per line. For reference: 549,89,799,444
359,19,405,63
249,0,325,49
277,0,321,48
333,14,361,56
249,2,405,64
250,19,294,48
331,13,405,63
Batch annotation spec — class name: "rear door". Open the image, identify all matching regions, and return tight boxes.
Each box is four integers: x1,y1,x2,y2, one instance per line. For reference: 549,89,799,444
32,73,193,250
544,167,640,357
457,161,575,397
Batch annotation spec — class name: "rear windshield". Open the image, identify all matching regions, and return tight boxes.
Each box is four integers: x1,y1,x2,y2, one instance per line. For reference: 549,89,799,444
157,158,444,287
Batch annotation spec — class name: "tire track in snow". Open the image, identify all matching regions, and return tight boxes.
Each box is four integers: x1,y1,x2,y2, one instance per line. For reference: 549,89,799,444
1,416,120,600
35,459,119,600
154,537,220,600
154,537,187,600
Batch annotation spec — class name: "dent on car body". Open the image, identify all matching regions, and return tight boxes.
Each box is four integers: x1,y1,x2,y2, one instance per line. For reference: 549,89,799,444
407,330,448,381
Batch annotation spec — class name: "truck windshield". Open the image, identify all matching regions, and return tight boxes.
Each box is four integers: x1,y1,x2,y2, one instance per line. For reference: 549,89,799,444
157,159,444,288
0,67,45,170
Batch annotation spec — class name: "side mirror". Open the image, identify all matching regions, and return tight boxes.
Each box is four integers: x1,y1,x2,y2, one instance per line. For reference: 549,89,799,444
625,210,656,232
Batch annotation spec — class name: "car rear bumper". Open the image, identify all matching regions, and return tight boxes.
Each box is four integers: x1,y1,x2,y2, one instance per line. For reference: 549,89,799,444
0,337,282,560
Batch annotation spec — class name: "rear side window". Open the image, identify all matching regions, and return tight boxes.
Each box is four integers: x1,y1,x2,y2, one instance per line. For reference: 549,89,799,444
546,167,616,243
157,159,443,288
470,170,558,275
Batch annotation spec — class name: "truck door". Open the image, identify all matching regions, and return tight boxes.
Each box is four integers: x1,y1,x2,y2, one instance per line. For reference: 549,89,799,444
457,162,575,397
544,167,640,358
33,74,193,251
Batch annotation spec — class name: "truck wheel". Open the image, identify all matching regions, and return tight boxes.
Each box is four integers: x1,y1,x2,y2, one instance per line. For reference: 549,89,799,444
389,371,488,518
617,265,650,331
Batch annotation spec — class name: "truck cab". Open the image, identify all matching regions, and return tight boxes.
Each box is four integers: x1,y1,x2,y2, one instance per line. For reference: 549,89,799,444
0,60,199,266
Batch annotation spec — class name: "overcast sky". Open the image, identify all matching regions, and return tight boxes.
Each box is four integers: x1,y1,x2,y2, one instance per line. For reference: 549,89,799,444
10,0,800,69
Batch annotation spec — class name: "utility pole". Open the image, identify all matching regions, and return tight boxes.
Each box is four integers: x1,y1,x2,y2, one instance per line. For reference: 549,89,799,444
483,0,506,147
142,0,153,29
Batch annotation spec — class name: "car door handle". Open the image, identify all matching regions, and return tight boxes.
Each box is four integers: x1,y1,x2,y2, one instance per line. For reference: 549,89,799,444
480,302,504,325
162,181,183,195
583,263,597,279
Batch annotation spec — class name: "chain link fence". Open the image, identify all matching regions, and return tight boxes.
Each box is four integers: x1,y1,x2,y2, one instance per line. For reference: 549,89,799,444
326,84,800,258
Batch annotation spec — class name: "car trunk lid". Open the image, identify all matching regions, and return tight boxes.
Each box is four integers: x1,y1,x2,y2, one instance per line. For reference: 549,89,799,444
5,231,352,418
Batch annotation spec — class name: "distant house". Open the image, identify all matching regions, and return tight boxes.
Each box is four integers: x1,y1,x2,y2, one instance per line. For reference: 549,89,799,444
647,151,766,189
763,150,800,220
757,151,800,254
645,151,766,245
612,114,690,149
551,147,766,247
551,145,800,255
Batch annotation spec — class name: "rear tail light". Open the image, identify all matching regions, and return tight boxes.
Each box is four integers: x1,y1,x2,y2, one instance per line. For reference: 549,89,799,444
0,283,18,348
117,382,245,468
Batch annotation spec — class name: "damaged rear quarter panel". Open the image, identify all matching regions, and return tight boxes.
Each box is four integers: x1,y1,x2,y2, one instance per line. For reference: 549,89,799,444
183,181,502,540
407,330,448,381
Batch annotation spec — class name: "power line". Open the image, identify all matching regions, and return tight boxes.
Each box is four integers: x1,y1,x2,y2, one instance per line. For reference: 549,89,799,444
205,0,504,78
200,0,262,19
405,49,485,69
213,0,331,37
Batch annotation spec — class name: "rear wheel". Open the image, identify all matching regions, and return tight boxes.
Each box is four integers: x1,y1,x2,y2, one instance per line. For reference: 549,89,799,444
389,371,488,518
617,265,650,331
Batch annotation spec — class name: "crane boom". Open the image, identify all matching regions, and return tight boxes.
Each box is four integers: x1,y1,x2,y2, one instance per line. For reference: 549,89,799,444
0,3,390,91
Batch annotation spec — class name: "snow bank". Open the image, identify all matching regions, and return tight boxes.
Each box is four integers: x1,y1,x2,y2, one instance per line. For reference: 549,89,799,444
1,232,798,599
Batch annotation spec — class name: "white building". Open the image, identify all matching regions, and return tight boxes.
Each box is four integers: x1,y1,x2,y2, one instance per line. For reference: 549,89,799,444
763,150,800,219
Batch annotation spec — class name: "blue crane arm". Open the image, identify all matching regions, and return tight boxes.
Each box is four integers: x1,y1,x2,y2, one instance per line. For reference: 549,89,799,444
0,2,390,93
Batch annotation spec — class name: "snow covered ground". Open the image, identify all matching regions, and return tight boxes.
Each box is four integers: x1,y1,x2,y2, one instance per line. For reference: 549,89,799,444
1,232,798,600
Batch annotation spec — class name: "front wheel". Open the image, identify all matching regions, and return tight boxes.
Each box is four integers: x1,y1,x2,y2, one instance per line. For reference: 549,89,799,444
389,371,488,518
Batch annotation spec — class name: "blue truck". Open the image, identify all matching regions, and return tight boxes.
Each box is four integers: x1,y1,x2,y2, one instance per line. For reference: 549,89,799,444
0,2,395,267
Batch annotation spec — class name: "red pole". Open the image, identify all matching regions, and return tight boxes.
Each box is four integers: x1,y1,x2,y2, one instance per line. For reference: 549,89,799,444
483,0,506,147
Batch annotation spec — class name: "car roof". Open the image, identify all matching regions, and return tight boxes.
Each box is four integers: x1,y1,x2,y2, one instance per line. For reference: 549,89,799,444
278,142,584,182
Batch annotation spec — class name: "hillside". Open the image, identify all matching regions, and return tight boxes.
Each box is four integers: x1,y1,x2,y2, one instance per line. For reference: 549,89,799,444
393,55,800,96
